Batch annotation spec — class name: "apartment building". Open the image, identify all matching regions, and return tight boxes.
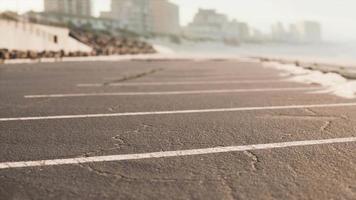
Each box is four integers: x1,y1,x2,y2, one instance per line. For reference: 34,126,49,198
44,0,92,17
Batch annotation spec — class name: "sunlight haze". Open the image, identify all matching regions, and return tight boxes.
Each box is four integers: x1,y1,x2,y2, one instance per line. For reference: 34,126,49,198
0,0,355,41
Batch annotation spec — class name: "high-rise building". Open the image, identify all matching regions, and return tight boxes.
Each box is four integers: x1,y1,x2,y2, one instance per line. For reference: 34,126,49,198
184,9,228,40
238,22,250,41
295,21,322,43
223,20,250,42
184,9,250,42
101,0,152,34
271,22,288,42
149,0,180,35
101,0,180,35
44,0,92,17
269,21,322,43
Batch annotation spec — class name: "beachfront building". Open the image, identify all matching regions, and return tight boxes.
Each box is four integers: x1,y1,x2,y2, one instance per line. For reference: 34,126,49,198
223,20,251,42
100,0,152,34
237,22,250,42
295,21,322,43
42,0,122,31
101,0,180,35
149,0,180,35
288,24,300,42
183,9,229,40
184,9,250,43
44,0,93,17
270,21,322,43
271,22,289,42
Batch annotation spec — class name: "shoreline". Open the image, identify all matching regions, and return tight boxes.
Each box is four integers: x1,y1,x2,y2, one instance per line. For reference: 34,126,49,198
259,57,356,99
255,56,356,80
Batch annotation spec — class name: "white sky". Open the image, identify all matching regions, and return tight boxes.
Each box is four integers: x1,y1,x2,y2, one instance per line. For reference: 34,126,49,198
0,0,355,42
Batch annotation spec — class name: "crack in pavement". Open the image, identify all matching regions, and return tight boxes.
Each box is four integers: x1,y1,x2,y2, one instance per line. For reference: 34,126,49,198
82,146,122,158
243,151,260,172
320,121,332,132
102,68,164,86
83,124,156,157
304,108,318,115
77,163,225,184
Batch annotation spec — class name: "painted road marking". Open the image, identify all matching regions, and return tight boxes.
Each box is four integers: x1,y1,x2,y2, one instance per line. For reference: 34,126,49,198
1,137,355,170
24,87,321,99
103,75,281,80
77,79,286,87
1,102,356,122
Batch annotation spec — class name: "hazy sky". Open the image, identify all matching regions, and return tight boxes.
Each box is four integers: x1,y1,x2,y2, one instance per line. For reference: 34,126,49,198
0,0,355,42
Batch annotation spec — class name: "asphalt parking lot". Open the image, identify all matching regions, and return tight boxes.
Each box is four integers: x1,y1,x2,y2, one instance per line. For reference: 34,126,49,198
0,59,355,200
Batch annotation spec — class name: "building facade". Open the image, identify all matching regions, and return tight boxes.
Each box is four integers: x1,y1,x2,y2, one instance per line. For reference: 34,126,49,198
223,20,250,42
101,0,152,34
271,22,288,42
270,21,322,43
101,0,179,35
184,9,229,40
295,21,322,43
44,0,92,17
149,0,180,35
184,9,250,43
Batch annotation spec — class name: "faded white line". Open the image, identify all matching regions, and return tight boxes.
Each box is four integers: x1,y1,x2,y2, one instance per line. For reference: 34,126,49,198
1,102,356,122
1,137,355,169
24,87,321,99
77,79,286,87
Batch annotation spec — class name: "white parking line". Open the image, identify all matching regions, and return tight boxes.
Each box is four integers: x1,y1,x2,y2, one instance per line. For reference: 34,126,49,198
103,75,281,81
24,87,321,99
1,102,356,122
77,79,286,87
1,137,355,170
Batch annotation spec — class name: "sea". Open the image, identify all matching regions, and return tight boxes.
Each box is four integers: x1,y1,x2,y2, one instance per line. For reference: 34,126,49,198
152,39,356,69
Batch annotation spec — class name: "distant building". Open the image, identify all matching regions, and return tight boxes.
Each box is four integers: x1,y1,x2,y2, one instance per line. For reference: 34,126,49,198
149,0,180,35
223,20,250,42
223,20,240,40
44,0,93,17
295,21,322,43
101,0,179,35
288,24,300,42
184,9,228,40
101,0,152,34
237,22,250,42
271,22,288,42
184,9,250,43
270,21,322,43
249,29,265,42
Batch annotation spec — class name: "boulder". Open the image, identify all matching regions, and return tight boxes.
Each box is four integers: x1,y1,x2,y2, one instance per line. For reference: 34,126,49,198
0,49,10,60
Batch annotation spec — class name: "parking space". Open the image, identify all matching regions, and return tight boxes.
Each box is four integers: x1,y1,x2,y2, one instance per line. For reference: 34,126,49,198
0,59,356,199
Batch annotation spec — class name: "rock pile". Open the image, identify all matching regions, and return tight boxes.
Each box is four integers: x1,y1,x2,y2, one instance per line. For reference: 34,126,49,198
0,30,156,61
0,49,88,60
69,30,156,56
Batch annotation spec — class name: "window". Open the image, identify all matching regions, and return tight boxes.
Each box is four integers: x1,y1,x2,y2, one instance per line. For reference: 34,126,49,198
53,35,58,43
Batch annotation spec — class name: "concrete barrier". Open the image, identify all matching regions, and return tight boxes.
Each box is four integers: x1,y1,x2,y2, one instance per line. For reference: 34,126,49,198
0,19,92,52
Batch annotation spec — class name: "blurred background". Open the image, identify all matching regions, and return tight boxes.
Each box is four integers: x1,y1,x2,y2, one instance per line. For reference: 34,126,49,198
0,0,355,65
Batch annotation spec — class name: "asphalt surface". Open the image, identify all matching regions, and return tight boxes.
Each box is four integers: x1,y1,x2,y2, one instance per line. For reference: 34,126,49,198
0,59,356,200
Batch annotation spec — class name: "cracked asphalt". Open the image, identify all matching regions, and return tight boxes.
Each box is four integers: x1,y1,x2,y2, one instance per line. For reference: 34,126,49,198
0,59,356,200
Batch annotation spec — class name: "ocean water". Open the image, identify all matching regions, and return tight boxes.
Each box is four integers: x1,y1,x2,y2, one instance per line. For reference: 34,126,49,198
151,39,356,98
152,39,356,69
238,43,356,68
